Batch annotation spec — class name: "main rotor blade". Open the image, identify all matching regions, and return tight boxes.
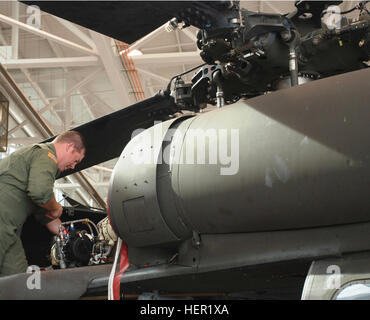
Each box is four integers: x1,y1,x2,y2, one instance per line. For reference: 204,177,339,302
43,93,176,178
21,1,194,43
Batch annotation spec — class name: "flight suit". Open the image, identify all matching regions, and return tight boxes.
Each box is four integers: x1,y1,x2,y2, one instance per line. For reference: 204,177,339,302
0,143,60,276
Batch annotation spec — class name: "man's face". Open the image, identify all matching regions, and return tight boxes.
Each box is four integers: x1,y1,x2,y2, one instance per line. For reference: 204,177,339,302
58,143,85,172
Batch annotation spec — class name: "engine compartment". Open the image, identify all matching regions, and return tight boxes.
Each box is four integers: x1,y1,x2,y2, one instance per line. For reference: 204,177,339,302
21,200,116,270
50,217,115,269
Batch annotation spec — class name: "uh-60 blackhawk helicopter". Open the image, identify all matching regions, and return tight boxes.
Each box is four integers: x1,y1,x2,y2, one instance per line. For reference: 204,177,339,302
0,0,369,300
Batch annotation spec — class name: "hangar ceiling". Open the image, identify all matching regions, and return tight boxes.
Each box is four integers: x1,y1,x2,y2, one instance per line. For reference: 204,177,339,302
0,1,358,207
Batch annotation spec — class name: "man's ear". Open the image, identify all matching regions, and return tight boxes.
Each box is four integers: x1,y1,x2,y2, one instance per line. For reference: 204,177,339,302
66,143,75,152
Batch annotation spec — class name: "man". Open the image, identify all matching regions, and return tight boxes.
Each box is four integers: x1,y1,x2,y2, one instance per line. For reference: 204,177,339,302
0,131,85,276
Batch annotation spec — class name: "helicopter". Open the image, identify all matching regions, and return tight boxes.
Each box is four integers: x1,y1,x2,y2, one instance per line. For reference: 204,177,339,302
0,0,369,300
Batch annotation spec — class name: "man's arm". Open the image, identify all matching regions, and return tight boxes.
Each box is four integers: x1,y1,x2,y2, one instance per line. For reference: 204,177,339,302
27,147,62,219
38,196,63,219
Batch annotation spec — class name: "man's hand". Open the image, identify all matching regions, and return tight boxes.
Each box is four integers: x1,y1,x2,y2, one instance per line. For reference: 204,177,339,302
46,218,62,235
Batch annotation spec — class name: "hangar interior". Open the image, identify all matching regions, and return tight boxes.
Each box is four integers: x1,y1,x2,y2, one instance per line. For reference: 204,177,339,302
0,0,205,208
0,0,358,208
0,1,369,301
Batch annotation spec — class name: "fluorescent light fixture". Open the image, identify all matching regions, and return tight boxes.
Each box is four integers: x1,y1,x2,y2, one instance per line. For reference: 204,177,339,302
127,49,143,57
120,49,143,57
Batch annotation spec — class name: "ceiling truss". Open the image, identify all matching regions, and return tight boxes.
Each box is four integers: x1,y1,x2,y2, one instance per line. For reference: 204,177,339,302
1,1,355,207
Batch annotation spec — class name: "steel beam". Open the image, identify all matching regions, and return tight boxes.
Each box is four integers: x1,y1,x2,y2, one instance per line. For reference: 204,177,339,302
0,63,53,137
0,12,107,209
53,16,97,51
3,56,100,69
0,20,64,128
132,51,202,66
0,13,99,56
8,67,102,133
141,42,195,52
8,108,35,138
42,17,101,124
181,27,197,42
11,2,19,59
21,68,64,126
55,182,109,189
90,30,134,106
135,67,170,84
81,87,115,114
93,165,113,173
8,70,96,83
3,65,107,208
40,68,102,113
8,137,41,144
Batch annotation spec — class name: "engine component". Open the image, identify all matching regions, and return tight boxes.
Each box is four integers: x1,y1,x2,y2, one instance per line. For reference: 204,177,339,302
169,2,369,109
50,218,115,269
97,216,117,246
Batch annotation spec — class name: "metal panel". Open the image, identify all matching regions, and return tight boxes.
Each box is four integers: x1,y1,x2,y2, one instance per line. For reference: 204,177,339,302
174,68,370,233
109,117,188,247
123,196,153,233
110,68,370,247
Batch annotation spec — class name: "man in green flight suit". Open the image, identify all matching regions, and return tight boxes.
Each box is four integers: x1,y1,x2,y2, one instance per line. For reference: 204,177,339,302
0,131,85,276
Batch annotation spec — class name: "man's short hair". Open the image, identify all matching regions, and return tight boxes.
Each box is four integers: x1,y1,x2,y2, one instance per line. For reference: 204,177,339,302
54,131,85,152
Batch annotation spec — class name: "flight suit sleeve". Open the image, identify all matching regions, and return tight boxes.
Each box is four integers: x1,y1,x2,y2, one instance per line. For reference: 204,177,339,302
26,147,59,206
32,205,54,226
